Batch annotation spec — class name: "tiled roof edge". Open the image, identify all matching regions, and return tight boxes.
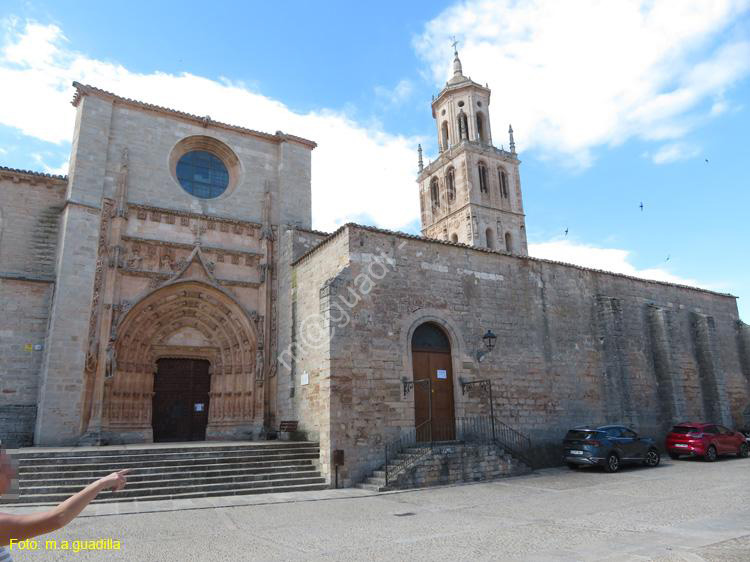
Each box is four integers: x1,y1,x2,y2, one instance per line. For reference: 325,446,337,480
293,222,737,299
0,165,68,182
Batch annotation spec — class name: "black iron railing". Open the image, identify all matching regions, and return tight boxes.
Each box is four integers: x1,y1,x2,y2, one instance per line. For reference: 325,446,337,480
383,415,533,486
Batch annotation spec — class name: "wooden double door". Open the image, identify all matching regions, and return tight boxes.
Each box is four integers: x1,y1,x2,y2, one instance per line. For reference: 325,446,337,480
152,358,211,442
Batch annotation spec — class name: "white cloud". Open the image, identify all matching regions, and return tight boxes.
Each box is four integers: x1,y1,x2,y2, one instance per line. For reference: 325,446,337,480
528,239,713,288
650,142,701,164
0,20,420,232
415,0,750,167
375,79,414,106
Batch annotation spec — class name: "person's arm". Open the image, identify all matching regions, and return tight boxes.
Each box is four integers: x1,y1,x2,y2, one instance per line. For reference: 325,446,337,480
0,469,129,546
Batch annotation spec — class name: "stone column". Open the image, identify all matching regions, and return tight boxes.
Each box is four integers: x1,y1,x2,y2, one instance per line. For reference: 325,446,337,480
647,305,686,426
595,296,634,425
691,312,731,425
35,95,114,445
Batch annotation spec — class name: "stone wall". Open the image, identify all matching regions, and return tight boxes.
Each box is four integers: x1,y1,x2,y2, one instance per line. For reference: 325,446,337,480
388,443,531,490
0,279,55,447
0,173,65,277
275,227,328,426
291,224,747,485
280,229,350,483
0,171,66,447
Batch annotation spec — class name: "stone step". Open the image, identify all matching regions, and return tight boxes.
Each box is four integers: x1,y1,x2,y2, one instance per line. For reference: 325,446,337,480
20,460,315,480
354,483,383,492
365,477,386,487
9,477,329,505
17,449,319,468
7,442,326,505
20,464,317,486
12,442,318,460
23,470,323,495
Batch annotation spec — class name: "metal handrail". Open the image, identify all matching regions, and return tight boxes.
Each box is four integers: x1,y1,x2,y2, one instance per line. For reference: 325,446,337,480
382,415,533,486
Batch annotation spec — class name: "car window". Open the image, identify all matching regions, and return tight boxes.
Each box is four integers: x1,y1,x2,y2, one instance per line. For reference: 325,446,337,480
621,428,637,438
605,427,622,438
671,426,693,434
717,426,732,435
565,430,598,440
703,425,717,434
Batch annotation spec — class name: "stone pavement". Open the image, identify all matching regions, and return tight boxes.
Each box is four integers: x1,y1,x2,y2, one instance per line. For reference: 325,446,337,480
2,456,749,561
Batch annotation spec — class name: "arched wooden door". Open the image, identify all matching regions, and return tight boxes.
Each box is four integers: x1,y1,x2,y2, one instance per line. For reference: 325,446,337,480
411,323,455,441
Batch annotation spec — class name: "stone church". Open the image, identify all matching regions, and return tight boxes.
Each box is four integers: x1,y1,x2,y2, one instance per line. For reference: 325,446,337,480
1,51,748,487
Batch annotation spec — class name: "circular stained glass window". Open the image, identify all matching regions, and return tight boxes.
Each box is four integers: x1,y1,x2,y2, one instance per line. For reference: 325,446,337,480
176,150,229,199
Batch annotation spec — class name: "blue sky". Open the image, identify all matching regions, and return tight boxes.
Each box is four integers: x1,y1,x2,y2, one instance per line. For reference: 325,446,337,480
0,0,748,320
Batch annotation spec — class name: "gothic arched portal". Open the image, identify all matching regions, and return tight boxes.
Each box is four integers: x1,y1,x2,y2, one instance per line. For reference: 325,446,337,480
102,280,259,441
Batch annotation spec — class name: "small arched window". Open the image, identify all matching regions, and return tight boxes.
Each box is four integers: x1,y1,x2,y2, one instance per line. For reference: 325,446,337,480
458,112,469,141
498,169,509,198
430,177,440,208
485,227,495,249
505,232,513,253
478,161,488,194
441,121,450,151
446,167,456,202
451,233,459,243
476,112,486,143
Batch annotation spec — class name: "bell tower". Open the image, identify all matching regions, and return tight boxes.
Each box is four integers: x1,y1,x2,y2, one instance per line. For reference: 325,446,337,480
417,46,528,255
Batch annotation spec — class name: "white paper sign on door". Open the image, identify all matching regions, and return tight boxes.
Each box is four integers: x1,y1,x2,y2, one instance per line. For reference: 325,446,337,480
436,369,447,379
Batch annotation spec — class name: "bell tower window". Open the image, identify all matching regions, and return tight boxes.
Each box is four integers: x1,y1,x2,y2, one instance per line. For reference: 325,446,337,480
505,232,513,252
476,112,486,144
458,111,468,141
430,177,440,208
499,169,509,198
478,161,488,194
446,167,456,202
485,227,495,249
441,121,450,151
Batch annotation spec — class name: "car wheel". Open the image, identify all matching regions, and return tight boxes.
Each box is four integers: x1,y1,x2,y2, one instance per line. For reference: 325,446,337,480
644,448,660,467
668,452,680,460
604,453,620,473
739,443,749,458
705,445,717,462
567,463,578,470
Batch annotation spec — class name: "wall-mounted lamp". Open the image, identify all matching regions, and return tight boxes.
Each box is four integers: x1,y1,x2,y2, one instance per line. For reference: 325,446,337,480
476,329,497,362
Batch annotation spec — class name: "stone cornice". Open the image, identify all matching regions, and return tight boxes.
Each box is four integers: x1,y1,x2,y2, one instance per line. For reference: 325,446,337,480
128,202,263,229
418,141,518,181
121,235,263,258
0,271,55,283
120,268,261,288
71,82,317,150
425,203,526,226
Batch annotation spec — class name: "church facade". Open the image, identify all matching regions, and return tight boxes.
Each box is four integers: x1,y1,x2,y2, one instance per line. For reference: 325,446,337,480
1,55,748,488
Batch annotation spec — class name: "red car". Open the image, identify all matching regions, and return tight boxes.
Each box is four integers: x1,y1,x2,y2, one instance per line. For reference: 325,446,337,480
666,423,749,461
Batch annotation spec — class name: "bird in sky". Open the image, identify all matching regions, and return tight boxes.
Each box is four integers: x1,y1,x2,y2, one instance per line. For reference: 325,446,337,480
639,202,644,211
564,227,568,237
705,158,709,163
665,255,671,262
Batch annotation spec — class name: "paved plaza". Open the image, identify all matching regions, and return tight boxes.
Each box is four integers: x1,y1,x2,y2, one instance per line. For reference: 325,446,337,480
3,456,749,561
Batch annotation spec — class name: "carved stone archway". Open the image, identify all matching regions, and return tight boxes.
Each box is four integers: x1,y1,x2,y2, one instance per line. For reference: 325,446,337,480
102,280,260,442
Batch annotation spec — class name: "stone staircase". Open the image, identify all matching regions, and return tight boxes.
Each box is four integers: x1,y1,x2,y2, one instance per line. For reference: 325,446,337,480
356,442,531,492
3,441,327,505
